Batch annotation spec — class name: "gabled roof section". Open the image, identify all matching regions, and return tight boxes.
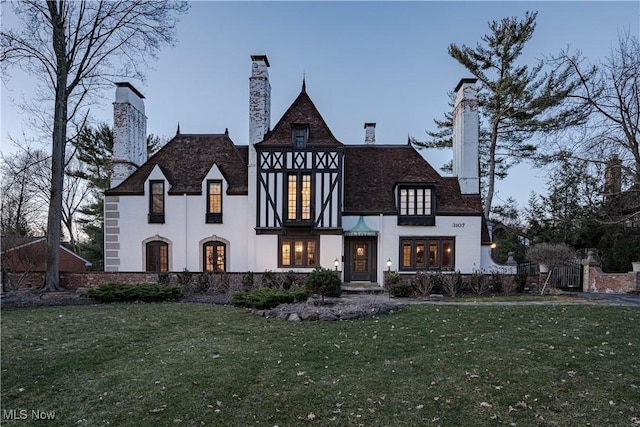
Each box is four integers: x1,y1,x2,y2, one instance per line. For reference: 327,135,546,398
343,145,484,216
106,134,248,196
257,90,343,147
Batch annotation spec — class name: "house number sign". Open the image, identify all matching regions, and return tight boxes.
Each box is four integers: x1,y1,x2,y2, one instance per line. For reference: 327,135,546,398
452,223,466,228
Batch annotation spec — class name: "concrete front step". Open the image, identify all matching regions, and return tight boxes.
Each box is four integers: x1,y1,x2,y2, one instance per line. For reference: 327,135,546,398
341,282,385,294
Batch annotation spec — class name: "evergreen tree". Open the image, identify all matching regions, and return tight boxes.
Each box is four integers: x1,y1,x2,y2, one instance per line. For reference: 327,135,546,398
70,124,114,269
413,11,590,219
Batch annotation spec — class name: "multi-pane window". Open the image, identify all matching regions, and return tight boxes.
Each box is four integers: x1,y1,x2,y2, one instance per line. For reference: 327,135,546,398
146,240,168,272
400,237,454,270
149,180,165,223
286,173,312,223
203,241,226,272
206,180,223,223
398,186,434,225
279,236,318,268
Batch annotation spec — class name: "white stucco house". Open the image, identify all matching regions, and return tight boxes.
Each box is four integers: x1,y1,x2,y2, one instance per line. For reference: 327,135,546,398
104,55,507,285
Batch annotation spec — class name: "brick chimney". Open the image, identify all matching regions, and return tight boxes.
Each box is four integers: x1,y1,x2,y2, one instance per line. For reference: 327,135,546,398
364,123,376,145
604,156,622,202
452,78,479,195
112,82,147,188
249,55,271,145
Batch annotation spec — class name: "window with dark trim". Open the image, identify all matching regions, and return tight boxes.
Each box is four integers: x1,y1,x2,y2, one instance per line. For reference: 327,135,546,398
397,185,435,226
291,124,309,148
400,237,454,271
279,236,318,268
146,240,168,272
149,180,165,223
206,180,223,223
203,241,226,272
285,173,313,225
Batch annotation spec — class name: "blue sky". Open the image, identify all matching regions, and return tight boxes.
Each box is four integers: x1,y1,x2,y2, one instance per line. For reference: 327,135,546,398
1,1,639,210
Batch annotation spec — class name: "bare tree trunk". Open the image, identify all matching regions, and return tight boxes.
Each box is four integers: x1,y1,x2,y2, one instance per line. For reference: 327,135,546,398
44,2,67,291
484,123,499,219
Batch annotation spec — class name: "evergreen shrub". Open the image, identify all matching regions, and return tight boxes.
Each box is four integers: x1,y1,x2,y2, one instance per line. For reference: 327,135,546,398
88,283,182,303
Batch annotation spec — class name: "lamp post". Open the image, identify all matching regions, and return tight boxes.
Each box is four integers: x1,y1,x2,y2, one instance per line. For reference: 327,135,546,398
334,258,340,271
386,258,392,272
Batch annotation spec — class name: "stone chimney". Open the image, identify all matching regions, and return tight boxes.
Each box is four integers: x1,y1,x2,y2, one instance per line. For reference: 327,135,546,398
452,78,479,195
249,55,271,145
112,82,147,188
604,156,622,202
364,123,376,145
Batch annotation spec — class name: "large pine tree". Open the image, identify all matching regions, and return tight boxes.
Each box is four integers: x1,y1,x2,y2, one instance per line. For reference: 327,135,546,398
414,11,590,219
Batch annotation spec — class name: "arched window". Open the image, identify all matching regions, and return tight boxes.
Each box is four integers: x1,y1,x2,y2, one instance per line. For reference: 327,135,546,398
146,240,169,272
203,241,226,272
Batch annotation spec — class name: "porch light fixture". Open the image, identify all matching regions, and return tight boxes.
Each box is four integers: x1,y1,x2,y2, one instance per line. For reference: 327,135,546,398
386,258,392,272
334,258,340,271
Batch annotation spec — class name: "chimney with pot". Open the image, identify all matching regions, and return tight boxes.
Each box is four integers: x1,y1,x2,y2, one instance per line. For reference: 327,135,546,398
249,55,271,145
112,82,147,188
452,78,479,195
364,123,376,145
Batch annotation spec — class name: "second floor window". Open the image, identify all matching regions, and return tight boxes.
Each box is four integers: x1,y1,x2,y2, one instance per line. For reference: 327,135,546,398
286,173,312,223
398,186,434,226
149,180,165,223
206,180,223,223
292,124,309,148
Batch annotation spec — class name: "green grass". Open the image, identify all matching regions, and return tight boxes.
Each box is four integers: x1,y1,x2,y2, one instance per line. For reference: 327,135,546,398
1,303,639,426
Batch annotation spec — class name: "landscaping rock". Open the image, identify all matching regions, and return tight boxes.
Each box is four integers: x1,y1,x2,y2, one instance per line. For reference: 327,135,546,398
287,313,301,322
254,295,404,321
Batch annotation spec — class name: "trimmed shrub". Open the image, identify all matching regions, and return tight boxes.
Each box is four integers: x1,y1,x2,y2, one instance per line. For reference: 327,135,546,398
304,267,342,303
88,283,182,303
389,282,412,297
261,270,278,288
411,271,435,297
442,271,463,297
468,269,491,296
231,287,309,310
242,271,255,290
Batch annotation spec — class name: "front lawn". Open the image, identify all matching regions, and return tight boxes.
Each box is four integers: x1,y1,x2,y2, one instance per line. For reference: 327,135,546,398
1,303,638,426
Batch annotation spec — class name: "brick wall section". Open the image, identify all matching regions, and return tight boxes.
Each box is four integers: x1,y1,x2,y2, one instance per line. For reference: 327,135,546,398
583,266,640,294
3,271,311,292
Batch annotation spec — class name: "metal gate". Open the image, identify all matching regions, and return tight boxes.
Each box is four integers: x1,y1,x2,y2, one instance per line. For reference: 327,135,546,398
518,260,583,290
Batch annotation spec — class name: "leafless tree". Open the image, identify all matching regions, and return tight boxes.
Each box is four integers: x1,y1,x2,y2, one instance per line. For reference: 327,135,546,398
1,0,189,290
552,31,640,224
0,145,49,236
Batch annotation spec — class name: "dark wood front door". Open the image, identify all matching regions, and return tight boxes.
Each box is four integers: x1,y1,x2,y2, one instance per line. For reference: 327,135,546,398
346,238,377,282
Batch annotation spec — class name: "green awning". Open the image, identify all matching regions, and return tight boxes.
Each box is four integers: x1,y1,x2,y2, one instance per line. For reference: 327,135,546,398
344,216,378,237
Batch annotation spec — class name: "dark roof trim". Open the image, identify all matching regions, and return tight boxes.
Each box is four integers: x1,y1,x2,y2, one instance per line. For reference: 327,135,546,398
115,82,145,99
251,55,270,67
454,78,478,92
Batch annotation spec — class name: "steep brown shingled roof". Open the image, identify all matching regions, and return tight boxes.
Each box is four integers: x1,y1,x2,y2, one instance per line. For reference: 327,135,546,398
106,134,248,195
343,145,484,216
257,90,343,146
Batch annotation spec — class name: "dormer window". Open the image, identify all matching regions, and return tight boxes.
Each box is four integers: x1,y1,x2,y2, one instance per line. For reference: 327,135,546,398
397,185,435,226
291,124,309,148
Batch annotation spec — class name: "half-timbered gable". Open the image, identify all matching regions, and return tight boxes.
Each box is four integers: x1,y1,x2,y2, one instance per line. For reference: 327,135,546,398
255,88,344,233
106,55,513,281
